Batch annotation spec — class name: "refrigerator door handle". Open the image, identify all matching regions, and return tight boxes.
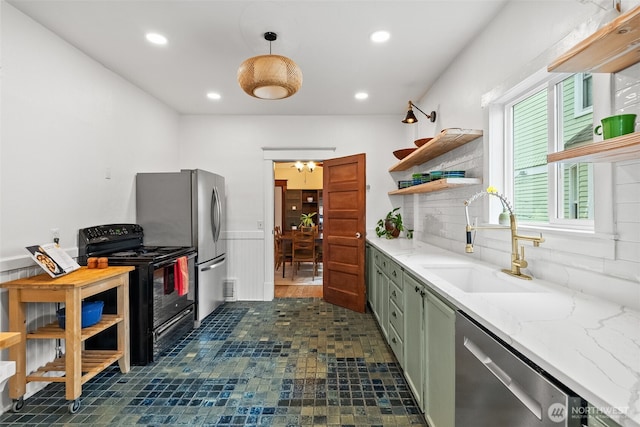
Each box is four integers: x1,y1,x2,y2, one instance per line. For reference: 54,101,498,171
200,256,226,272
211,187,222,243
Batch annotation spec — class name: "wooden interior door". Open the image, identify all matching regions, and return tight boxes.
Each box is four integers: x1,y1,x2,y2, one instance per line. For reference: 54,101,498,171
322,153,366,312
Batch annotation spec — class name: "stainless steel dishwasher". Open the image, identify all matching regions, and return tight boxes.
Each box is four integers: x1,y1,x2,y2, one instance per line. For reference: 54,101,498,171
455,312,584,426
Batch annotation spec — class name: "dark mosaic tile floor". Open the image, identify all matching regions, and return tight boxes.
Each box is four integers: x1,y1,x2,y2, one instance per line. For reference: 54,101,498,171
0,299,427,426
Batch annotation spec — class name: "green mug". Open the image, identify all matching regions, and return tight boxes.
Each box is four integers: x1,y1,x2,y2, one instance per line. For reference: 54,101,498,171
594,114,637,139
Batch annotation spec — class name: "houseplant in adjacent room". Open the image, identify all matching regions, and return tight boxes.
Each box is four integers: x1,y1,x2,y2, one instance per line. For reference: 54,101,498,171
376,207,404,239
299,212,317,228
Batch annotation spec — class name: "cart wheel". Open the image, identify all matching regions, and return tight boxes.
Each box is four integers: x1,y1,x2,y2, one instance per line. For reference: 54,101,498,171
68,399,80,414
12,397,24,412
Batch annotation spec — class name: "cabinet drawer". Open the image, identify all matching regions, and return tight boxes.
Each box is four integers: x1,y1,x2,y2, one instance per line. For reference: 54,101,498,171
387,261,402,284
374,250,384,268
389,280,403,309
388,323,404,363
389,299,404,340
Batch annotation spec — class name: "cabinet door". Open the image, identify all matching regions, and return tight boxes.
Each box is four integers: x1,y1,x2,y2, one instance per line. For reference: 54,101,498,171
378,272,389,339
373,265,383,324
425,290,456,427
403,272,425,411
366,246,376,310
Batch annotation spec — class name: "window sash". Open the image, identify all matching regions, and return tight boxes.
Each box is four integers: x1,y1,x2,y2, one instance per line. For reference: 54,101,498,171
504,74,594,230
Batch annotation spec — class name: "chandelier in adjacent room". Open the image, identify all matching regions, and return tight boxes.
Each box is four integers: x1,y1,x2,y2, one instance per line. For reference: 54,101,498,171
237,32,303,100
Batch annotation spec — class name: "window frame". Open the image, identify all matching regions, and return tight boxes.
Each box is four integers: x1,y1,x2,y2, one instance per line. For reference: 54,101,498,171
573,72,593,118
486,68,614,244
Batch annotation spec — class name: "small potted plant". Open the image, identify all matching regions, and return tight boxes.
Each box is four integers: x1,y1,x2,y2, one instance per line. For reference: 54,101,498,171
376,207,404,239
299,212,317,228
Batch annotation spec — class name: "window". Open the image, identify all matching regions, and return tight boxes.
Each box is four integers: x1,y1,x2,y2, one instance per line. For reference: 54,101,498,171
505,73,594,228
574,73,593,116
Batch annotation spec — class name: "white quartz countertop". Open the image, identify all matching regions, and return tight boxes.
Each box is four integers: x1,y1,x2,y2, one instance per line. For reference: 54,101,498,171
367,237,640,427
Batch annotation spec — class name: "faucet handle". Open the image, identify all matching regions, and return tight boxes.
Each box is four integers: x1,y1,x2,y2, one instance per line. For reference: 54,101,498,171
518,246,528,268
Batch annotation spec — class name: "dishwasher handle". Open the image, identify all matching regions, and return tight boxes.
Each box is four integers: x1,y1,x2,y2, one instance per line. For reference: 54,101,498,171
464,336,543,420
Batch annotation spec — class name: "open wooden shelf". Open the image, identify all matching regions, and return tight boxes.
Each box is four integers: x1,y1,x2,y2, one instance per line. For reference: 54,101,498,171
547,132,640,163
548,5,640,73
389,128,483,172
389,178,482,195
27,314,123,341
26,350,123,385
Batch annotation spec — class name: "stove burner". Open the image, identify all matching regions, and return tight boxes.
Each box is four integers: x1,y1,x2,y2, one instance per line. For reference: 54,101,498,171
110,251,138,257
106,246,185,259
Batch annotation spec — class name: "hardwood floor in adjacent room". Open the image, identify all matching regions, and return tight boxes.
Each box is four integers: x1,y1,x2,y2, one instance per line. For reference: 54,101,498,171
274,262,323,298
274,284,323,298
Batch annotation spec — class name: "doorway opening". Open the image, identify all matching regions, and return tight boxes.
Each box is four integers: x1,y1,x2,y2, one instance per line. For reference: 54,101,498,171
273,161,323,298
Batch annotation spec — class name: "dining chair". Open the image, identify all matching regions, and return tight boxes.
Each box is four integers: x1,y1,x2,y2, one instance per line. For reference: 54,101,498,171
292,229,317,280
314,226,322,267
274,233,282,270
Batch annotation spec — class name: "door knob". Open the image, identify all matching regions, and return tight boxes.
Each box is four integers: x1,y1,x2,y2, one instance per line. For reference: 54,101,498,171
355,232,361,238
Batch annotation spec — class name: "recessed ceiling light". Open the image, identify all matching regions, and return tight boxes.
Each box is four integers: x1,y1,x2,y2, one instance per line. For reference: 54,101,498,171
206,92,221,100
370,31,390,43
146,33,168,45
355,92,369,100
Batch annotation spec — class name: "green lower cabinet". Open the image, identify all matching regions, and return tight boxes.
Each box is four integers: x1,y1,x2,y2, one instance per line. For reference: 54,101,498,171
425,289,456,427
370,252,456,425
376,266,389,338
403,272,425,411
366,245,376,310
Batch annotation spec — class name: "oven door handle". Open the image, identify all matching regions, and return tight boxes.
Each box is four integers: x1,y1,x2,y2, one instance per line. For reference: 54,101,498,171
154,252,196,269
200,256,226,272
154,307,193,340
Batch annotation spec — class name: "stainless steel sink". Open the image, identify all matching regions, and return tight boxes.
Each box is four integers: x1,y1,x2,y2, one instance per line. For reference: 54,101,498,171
423,265,546,293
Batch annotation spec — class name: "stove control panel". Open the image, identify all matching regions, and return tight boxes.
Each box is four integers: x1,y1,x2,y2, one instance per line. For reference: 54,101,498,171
79,224,143,243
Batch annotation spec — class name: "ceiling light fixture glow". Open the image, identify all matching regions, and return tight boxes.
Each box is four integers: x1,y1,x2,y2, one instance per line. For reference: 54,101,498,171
206,92,221,100
145,33,168,45
355,92,369,100
370,31,390,43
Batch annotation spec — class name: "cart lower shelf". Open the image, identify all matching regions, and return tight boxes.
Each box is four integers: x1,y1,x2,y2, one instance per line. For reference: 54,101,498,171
27,314,123,340
26,350,124,385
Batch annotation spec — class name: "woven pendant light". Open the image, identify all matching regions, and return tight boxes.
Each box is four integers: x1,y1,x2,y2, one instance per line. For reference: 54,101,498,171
238,32,302,100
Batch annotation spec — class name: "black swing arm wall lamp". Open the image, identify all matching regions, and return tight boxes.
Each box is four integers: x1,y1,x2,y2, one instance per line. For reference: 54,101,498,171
402,101,436,124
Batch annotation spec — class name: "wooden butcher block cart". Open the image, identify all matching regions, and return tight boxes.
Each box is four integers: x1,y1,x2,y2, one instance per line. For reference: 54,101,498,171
0,266,133,413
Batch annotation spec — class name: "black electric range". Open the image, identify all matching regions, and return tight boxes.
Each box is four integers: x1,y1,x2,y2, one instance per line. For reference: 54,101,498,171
78,224,196,365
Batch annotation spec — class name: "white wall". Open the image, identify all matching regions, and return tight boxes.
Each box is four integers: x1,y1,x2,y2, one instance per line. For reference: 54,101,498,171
274,163,324,190
177,115,406,299
404,0,640,309
0,3,181,266
0,3,181,408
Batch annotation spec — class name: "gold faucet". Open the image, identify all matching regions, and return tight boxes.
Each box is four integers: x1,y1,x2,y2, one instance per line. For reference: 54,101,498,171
464,190,544,280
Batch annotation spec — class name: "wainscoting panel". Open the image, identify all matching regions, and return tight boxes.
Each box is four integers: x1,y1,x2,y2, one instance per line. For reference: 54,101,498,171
223,231,266,301
0,266,58,412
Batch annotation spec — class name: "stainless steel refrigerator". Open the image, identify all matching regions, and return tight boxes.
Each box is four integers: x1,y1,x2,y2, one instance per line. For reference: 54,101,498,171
136,169,226,326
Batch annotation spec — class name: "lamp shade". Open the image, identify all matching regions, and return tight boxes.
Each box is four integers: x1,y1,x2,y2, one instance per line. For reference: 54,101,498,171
402,108,418,124
238,54,303,100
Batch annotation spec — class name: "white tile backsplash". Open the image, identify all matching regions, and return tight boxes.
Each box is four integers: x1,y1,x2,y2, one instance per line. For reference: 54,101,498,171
615,62,640,117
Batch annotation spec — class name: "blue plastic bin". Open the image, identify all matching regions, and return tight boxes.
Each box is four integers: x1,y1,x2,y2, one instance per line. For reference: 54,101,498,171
56,300,104,329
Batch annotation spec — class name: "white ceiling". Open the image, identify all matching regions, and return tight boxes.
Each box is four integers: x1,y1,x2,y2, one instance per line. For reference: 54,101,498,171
7,0,509,116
